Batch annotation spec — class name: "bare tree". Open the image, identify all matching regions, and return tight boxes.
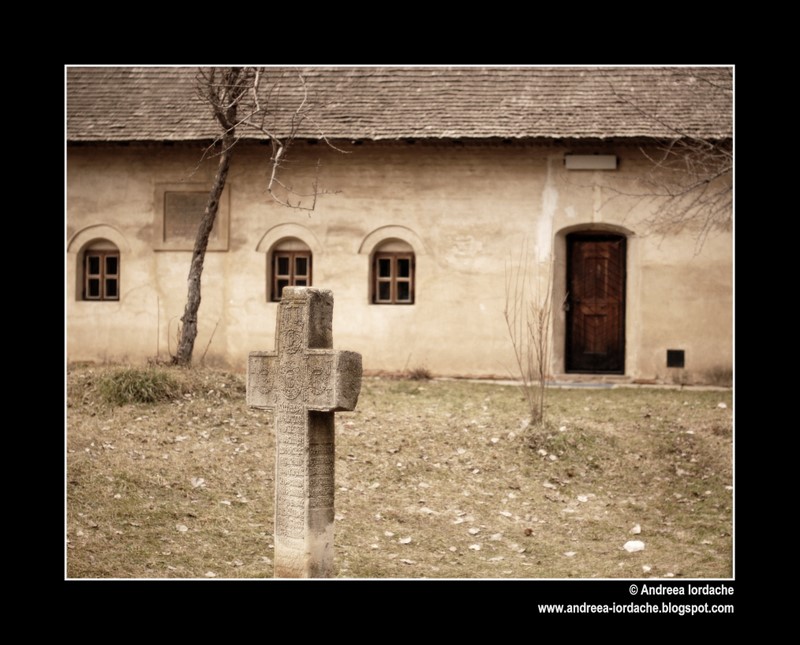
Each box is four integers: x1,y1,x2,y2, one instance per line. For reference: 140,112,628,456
504,243,555,426
174,67,338,366
604,68,732,252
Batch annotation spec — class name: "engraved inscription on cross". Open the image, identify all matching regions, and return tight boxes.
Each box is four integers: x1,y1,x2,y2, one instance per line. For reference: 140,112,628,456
247,287,362,578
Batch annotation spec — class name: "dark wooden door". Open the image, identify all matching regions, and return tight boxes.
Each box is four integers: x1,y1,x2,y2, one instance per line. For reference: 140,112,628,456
566,234,626,373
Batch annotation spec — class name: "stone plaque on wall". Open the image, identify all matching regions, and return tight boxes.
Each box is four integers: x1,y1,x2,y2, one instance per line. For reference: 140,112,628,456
154,183,230,251
164,192,212,241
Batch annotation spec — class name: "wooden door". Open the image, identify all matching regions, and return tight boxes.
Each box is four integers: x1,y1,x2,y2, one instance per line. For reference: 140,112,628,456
566,234,626,373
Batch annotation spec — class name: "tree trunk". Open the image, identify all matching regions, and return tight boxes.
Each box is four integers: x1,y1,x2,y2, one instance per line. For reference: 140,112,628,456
174,131,235,366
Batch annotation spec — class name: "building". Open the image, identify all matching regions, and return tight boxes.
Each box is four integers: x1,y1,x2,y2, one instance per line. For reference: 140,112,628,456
66,66,733,383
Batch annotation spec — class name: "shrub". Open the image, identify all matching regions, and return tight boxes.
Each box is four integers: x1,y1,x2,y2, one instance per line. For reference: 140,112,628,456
407,366,433,381
98,367,182,406
703,366,733,387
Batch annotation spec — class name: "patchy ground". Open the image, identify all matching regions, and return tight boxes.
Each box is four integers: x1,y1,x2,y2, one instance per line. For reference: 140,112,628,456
66,366,733,579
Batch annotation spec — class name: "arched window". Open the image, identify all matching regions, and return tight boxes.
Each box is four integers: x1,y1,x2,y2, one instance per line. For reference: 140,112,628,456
82,240,120,301
372,240,415,305
270,238,312,301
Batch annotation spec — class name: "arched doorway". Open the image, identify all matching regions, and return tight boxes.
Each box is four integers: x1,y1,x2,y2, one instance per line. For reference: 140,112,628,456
565,232,627,373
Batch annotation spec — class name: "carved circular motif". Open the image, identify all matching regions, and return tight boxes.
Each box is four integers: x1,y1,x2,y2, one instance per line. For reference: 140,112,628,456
282,366,302,400
282,329,303,354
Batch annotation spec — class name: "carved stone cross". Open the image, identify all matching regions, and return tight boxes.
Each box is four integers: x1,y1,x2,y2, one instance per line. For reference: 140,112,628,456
247,287,362,578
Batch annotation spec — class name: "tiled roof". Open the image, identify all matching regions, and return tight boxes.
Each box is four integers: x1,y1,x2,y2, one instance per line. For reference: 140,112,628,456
67,66,732,142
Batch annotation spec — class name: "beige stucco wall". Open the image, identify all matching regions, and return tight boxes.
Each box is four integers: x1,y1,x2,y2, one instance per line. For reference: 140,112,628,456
66,141,732,382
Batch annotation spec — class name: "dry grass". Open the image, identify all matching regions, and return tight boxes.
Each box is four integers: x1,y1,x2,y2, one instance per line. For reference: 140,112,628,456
66,366,733,579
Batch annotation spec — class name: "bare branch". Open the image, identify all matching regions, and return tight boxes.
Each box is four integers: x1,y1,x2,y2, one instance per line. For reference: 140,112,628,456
597,71,732,252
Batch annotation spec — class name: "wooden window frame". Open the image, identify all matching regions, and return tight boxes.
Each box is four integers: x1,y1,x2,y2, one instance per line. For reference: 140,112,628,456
271,250,312,301
84,250,120,301
373,252,414,305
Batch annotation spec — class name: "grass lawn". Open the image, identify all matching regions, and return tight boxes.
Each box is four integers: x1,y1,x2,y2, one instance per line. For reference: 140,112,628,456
66,366,733,579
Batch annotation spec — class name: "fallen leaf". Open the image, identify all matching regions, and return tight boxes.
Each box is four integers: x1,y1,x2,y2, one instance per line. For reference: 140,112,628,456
623,540,645,553
630,524,642,534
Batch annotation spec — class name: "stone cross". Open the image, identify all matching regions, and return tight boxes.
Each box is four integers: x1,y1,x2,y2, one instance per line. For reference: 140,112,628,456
247,287,362,578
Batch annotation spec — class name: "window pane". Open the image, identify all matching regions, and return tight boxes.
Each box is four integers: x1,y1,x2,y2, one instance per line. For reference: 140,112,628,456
295,256,307,276
106,279,118,298
88,279,100,298
378,282,391,301
88,255,100,275
277,279,289,298
378,257,392,277
397,258,410,278
295,279,307,287
277,256,290,275
397,281,410,302
106,255,118,275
